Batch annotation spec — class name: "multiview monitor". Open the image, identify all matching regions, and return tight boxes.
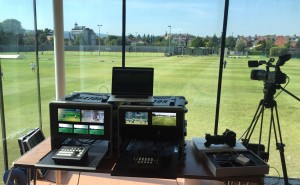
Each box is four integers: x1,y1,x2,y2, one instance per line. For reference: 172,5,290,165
49,101,112,149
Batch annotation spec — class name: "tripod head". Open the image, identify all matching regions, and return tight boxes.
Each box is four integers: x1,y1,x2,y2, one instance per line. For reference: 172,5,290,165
263,82,277,108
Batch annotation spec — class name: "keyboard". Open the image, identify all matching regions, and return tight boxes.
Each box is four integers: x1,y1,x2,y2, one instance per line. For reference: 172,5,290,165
52,146,89,163
128,155,161,169
115,95,148,99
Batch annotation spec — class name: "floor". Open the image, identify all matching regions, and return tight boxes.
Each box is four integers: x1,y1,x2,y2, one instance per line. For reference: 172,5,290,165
34,171,300,185
35,170,224,185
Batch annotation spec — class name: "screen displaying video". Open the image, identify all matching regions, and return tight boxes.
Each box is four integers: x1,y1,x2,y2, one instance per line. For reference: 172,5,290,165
58,108,80,122
125,111,148,125
58,123,73,133
74,124,89,134
152,112,176,126
81,110,104,123
89,125,104,135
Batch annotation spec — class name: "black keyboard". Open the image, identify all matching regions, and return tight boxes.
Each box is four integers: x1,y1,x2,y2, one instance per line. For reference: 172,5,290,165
115,95,148,99
52,146,89,163
128,155,161,169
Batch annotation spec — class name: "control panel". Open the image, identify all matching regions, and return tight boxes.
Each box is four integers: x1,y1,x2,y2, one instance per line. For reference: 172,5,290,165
52,146,89,163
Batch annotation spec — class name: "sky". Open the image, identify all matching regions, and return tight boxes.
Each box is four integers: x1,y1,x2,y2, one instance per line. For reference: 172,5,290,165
1,0,300,37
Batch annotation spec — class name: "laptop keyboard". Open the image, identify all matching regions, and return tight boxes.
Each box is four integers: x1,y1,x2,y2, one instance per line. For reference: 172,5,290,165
115,95,148,99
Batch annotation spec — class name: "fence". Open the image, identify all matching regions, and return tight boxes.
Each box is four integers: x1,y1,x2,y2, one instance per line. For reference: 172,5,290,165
1,45,300,58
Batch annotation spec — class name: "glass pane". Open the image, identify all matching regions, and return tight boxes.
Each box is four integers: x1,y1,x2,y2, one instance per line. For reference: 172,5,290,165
35,0,54,139
0,0,39,177
224,0,300,178
63,0,122,93
125,0,225,138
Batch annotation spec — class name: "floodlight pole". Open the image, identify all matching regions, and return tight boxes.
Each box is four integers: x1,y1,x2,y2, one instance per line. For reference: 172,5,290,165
168,25,172,55
98,24,102,56
106,32,109,46
16,34,19,54
135,32,138,54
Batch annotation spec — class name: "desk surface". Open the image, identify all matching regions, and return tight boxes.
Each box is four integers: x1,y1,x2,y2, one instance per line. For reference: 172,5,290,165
13,139,263,183
13,138,51,168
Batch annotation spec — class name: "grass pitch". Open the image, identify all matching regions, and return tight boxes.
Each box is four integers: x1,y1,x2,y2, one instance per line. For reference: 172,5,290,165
0,51,299,178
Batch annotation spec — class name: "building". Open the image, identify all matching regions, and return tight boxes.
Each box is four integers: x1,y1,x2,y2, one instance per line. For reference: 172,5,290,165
70,23,96,45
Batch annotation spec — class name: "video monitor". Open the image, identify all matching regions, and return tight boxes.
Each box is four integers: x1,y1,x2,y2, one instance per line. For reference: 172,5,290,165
152,112,176,126
89,125,104,135
81,110,104,123
118,105,185,141
58,108,80,122
50,101,112,149
74,124,89,134
58,123,73,134
125,112,148,125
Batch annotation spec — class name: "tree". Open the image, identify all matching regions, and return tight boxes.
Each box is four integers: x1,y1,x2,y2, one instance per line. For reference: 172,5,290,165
0,19,25,45
152,36,168,46
235,38,245,52
107,35,123,45
296,38,300,48
190,37,204,47
206,34,219,48
203,36,210,47
0,19,24,34
23,33,35,45
255,40,266,51
127,34,135,41
284,41,291,48
266,39,275,49
225,36,236,50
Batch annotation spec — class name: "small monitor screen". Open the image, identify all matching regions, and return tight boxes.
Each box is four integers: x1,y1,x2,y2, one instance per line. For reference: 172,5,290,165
152,112,176,126
111,67,154,96
89,125,104,135
58,123,73,133
58,108,80,122
125,111,148,125
74,124,89,134
81,110,104,123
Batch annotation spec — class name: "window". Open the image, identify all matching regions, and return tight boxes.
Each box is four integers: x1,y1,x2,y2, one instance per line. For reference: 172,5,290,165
0,0,299,179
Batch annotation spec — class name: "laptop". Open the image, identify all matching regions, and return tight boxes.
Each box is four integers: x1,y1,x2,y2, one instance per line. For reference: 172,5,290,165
108,67,154,103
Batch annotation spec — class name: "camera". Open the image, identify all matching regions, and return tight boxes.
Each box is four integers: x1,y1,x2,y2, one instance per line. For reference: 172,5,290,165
204,129,236,148
248,54,291,85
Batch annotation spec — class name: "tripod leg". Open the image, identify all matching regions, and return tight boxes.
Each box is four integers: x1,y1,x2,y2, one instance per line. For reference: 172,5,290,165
272,102,289,185
241,100,264,145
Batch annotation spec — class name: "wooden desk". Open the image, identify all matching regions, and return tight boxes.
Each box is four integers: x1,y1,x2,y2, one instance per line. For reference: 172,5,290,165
13,138,51,168
13,139,263,185
178,141,263,183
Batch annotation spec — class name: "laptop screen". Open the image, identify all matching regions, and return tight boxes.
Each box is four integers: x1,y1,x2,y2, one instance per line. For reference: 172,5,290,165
111,67,154,96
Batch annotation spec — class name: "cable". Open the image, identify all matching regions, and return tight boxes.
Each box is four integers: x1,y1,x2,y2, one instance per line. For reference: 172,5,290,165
175,178,180,185
266,166,281,185
3,167,27,185
274,76,290,100
77,172,81,185
98,85,109,93
76,139,97,145
4,167,13,185
43,175,56,184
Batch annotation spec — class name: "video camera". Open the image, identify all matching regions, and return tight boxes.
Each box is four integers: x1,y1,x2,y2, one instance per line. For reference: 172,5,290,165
204,129,236,148
248,54,291,85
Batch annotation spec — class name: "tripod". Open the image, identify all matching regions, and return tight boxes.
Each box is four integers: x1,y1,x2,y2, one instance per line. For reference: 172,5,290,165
240,82,300,185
